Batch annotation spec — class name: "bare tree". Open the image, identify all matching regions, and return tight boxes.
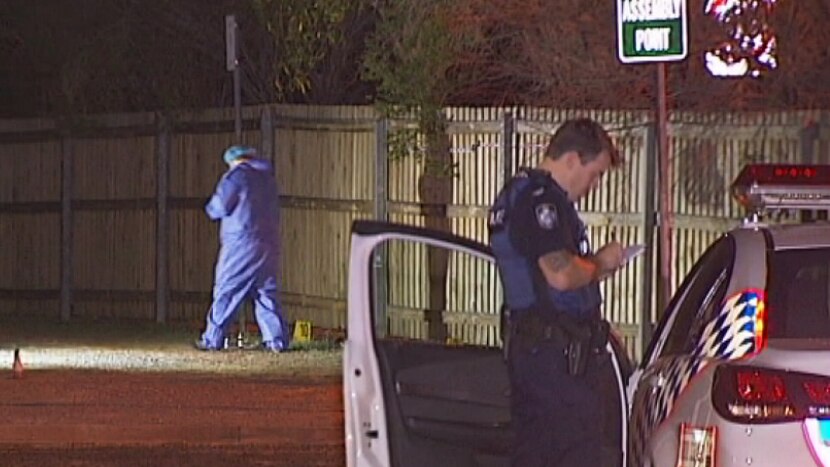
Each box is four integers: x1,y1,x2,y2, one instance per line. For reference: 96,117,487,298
251,0,374,103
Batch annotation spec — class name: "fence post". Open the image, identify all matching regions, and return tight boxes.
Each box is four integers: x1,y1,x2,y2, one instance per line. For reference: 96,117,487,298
375,118,388,222
155,113,171,324
259,106,279,336
60,126,73,323
373,117,389,337
640,122,658,359
501,110,515,183
260,106,275,165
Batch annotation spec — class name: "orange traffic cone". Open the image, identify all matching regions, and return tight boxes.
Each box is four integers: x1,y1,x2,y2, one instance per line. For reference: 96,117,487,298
12,348,23,379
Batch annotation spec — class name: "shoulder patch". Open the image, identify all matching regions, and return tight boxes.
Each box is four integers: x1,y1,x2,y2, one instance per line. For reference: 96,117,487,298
535,203,558,230
489,208,506,228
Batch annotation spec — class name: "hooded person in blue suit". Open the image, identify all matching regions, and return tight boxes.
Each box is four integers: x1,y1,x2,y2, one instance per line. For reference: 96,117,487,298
195,145,289,352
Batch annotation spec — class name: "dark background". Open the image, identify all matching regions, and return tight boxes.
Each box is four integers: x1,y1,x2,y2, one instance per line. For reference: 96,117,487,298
1,0,829,118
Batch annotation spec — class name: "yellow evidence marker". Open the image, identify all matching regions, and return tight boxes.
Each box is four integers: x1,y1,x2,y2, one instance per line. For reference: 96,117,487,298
293,320,313,343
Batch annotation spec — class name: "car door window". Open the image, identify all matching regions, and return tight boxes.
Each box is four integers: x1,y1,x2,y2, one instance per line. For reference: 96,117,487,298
657,236,736,358
381,239,503,348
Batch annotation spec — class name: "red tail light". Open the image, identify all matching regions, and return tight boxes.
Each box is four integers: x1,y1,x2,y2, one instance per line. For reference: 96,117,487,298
736,370,787,403
713,365,830,423
803,380,830,407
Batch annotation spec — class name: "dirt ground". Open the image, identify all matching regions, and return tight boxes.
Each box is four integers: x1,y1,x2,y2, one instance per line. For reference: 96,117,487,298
0,317,346,466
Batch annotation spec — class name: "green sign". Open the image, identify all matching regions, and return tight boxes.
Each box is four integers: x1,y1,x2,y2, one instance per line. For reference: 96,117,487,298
617,0,688,63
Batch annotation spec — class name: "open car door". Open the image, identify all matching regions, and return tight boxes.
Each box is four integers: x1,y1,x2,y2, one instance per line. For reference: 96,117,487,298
343,221,630,467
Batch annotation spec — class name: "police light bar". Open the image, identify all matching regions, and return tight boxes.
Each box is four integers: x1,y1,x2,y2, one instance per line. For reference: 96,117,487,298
731,164,830,212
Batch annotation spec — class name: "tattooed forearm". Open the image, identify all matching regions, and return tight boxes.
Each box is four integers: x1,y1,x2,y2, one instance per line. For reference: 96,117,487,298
538,250,600,290
546,251,573,272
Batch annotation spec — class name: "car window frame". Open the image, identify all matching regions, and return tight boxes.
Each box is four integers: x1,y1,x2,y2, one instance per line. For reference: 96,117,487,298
659,235,735,358
641,235,736,365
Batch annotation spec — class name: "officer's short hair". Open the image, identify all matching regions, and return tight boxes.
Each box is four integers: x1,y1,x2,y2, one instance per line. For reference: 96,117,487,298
544,119,621,167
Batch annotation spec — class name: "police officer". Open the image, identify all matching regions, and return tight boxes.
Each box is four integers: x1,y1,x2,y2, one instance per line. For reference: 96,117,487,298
195,145,290,353
489,119,623,467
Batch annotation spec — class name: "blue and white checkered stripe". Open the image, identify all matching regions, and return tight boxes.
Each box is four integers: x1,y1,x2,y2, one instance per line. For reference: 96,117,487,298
694,291,762,359
629,290,764,466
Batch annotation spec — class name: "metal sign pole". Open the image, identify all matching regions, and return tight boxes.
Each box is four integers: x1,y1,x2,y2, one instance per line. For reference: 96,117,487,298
226,14,247,348
656,62,673,316
616,0,686,355
641,123,657,358
226,15,242,137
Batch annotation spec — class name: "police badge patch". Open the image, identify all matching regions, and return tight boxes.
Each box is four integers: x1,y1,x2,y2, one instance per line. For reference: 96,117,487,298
535,203,558,229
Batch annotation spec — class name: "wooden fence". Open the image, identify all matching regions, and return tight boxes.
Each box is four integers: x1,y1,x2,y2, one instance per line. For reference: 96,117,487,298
0,105,828,359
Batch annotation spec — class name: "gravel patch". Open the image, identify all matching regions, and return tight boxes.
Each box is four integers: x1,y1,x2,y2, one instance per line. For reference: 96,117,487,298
1,346,343,376
0,317,343,377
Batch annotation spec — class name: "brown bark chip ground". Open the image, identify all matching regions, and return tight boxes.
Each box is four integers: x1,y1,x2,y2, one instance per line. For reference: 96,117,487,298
0,318,346,466
0,371,345,466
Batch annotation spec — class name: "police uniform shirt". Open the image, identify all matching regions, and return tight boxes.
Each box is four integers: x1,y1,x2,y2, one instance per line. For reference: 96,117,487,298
490,169,602,321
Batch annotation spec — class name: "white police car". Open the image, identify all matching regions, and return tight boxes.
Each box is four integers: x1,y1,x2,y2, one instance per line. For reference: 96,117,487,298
630,164,830,467
344,164,830,467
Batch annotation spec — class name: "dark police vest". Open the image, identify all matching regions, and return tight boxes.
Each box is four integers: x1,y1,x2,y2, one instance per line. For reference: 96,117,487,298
489,168,602,322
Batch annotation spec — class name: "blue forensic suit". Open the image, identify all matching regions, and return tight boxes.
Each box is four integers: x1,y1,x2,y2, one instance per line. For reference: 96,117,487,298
489,168,609,467
200,157,289,350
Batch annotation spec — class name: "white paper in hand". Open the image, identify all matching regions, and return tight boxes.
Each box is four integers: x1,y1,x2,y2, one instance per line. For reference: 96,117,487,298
621,244,646,266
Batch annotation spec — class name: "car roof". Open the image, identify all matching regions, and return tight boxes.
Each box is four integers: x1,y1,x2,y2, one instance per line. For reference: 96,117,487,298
756,221,830,250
